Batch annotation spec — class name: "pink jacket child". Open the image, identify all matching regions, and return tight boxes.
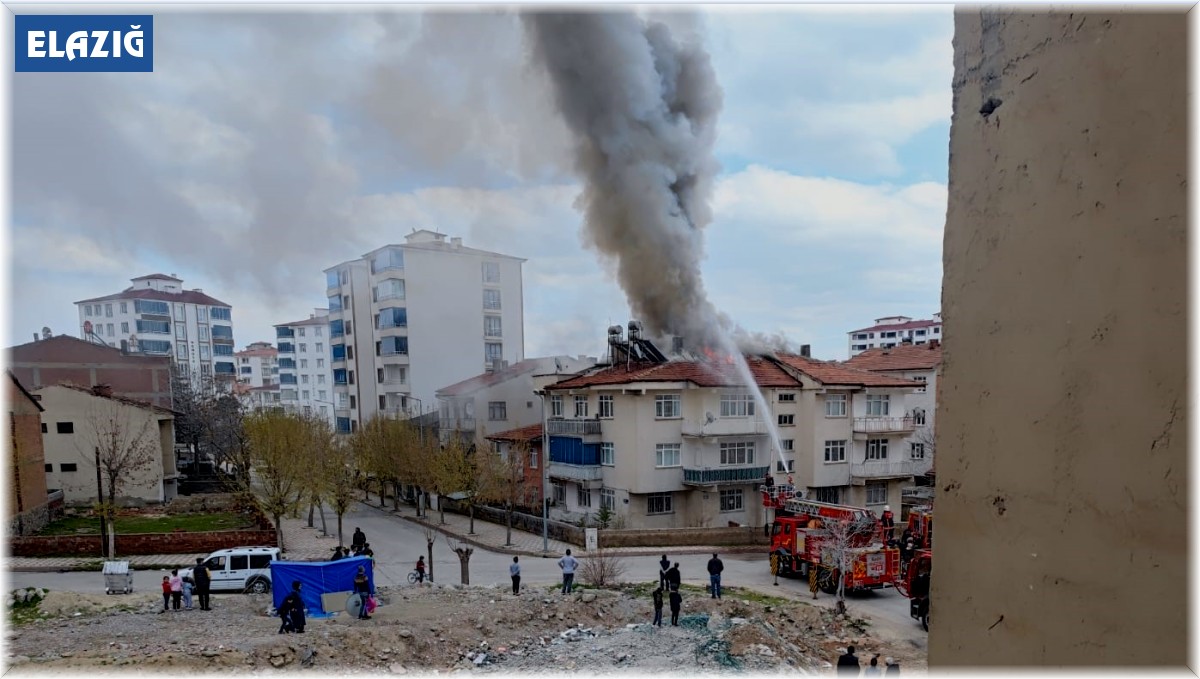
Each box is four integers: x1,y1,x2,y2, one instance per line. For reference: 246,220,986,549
169,570,183,611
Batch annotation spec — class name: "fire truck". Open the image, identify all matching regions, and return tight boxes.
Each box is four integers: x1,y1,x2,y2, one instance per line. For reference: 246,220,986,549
765,493,901,594
893,505,933,630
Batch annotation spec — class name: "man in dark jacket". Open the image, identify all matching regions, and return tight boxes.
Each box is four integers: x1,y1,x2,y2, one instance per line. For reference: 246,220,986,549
665,563,681,592
837,645,861,676
353,566,372,620
706,553,724,599
192,557,211,611
352,527,367,551
669,588,682,626
658,554,670,589
651,586,664,627
278,581,306,634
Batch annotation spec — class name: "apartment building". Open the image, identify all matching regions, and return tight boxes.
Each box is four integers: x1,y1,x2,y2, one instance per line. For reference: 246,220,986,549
537,326,922,529
844,341,941,474
74,274,236,388
235,342,278,389
847,313,942,356
323,230,525,434
436,356,596,446
274,310,335,426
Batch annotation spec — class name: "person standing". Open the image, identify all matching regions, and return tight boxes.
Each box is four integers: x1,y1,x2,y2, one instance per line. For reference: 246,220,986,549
881,506,896,542
169,569,183,611
278,581,306,634
837,645,861,677
658,554,670,589
353,566,372,620
665,562,681,592
192,557,212,611
181,577,195,611
706,553,724,599
864,655,882,676
160,576,171,612
651,586,664,627
331,546,345,561
415,556,426,583
510,556,521,595
668,588,682,626
352,527,367,552
558,549,579,595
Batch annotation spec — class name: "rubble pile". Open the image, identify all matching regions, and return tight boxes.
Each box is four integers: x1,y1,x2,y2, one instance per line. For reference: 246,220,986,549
6,583,926,673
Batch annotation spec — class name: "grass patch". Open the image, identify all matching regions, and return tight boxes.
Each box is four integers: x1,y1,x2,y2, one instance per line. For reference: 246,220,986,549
8,591,47,627
39,512,254,536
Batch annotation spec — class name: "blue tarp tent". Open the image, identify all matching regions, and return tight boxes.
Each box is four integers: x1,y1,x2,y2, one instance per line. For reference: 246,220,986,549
270,556,375,615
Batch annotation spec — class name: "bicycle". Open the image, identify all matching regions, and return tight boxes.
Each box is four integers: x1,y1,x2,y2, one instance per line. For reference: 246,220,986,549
407,570,429,585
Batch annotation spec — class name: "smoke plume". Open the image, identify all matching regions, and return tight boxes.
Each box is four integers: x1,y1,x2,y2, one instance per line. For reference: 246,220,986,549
523,12,727,349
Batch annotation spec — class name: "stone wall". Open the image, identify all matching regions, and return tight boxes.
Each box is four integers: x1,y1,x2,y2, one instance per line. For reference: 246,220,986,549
934,10,1186,666
11,529,278,557
599,526,769,550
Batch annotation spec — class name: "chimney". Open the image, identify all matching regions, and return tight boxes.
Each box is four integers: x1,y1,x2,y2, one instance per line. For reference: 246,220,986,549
91,384,114,398
194,288,203,293
800,344,811,358
672,336,684,354
32,333,38,342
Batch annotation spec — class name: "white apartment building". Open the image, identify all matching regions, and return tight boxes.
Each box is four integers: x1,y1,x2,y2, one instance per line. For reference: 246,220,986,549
847,313,942,356
75,274,237,388
436,356,597,446
274,310,336,427
323,230,525,435
538,328,922,529
235,342,278,389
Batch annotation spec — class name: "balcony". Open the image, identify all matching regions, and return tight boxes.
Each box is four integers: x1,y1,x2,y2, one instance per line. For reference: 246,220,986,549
853,417,916,435
444,417,476,432
850,461,916,481
548,462,603,488
683,465,770,486
276,327,295,339
546,419,602,436
681,417,768,438
910,457,933,476
902,486,935,502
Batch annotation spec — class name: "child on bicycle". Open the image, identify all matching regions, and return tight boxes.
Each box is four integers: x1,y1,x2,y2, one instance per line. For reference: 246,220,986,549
414,556,425,583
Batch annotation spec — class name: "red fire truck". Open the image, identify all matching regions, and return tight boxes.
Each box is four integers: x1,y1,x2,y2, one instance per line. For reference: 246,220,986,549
766,495,901,594
894,505,933,630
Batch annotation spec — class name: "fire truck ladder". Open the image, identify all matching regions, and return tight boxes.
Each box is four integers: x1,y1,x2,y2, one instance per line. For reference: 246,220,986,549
782,498,876,525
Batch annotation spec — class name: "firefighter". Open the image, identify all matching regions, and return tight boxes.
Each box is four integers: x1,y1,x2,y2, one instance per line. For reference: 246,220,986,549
881,506,896,542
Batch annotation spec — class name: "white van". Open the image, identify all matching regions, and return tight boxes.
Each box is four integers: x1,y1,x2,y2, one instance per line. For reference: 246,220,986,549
181,546,281,594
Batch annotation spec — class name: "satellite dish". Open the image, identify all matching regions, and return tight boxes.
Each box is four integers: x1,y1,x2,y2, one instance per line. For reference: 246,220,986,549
705,412,715,424
41,327,51,339
554,358,564,373
344,593,364,618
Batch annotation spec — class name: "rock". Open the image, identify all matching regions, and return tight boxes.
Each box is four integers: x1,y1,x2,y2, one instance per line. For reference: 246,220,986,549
398,629,413,639
9,656,29,665
60,652,73,658
473,653,487,666
202,651,220,658
581,593,597,603
269,655,288,668
389,663,408,674
541,614,550,621
731,617,748,625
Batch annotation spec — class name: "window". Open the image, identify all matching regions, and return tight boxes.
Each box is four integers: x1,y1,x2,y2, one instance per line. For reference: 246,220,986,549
379,395,388,410
214,362,235,375
120,302,127,314
853,344,868,351
655,394,681,419
196,306,208,323
377,368,385,384
135,299,169,315
577,486,592,508
483,289,501,310
913,408,926,425
778,414,794,426
301,375,310,384
241,366,253,375
60,463,78,472
374,278,406,302
373,247,404,273
933,327,940,334
43,462,50,470
343,301,351,317
56,422,74,434
141,339,173,355
299,343,307,353
319,390,327,401
302,390,310,400
106,323,114,336
530,449,538,469
349,395,357,409
249,554,272,569
824,440,847,463
349,371,356,385
327,294,343,312
84,304,92,316
297,328,306,337
485,342,503,362
198,326,210,342
484,315,502,338
346,346,355,360
778,393,795,402
122,322,130,334
825,394,847,417
884,331,897,338
866,394,891,416
867,438,889,460
489,401,507,421
854,333,868,340
719,441,755,465
136,319,170,334
720,394,755,417
655,443,680,468
600,488,615,511
329,320,344,338
598,394,613,418
211,307,232,321
483,261,500,283
334,369,347,385
913,376,928,394
199,344,211,360
381,337,409,355
815,487,841,504
776,459,795,473
315,327,322,338
719,489,744,513
574,396,588,418
600,442,614,466
278,358,296,369
378,307,408,329
213,344,234,356
551,395,563,418
332,345,346,361
911,443,926,460
647,492,673,515
782,439,794,451
316,343,324,353
105,303,113,317
383,366,405,384
300,359,308,369
553,483,566,505
336,417,352,434
866,482,887,505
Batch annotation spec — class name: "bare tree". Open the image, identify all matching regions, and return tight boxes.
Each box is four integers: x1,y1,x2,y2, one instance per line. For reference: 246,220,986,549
816,515,879,615
445,536,474,586
203,395,253,496
244,411,308,549
81,399,162,558
421,525,438,583
578,549,627,588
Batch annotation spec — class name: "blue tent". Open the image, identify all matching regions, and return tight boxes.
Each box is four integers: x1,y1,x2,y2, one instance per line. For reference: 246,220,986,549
270,556,375,615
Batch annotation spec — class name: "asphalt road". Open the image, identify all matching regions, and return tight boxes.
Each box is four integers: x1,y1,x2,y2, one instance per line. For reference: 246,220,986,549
6,500,926,651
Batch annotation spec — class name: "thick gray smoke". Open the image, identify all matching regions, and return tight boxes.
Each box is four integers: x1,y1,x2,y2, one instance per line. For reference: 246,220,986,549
523,12,727,349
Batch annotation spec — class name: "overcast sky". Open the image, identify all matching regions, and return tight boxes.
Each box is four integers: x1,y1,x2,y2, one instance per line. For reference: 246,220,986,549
9,6,952,361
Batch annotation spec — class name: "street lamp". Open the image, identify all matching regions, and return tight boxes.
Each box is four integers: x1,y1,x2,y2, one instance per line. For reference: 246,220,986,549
536,389,549,555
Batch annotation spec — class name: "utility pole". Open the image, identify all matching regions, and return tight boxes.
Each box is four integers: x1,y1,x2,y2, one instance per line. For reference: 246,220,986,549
94,446,107,559
538,390,549,555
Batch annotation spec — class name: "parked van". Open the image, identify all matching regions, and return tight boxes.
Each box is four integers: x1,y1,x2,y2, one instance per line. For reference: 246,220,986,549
182,546,280,594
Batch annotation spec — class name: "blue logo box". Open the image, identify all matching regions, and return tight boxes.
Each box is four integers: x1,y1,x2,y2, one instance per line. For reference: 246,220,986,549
15,15,153,72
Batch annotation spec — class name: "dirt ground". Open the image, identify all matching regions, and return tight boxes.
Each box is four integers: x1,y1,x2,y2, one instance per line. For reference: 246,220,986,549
4,583,926,674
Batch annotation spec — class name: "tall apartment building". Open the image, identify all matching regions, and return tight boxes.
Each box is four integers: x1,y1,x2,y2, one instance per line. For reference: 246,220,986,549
274,310,336,426
235,342,278,388
323,230,525,434
539,326,922,529
847,313,942,356
74,274,236,388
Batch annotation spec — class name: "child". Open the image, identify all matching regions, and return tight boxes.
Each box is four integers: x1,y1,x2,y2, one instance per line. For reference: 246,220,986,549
669,588,682,626
182,576,195,610
169,569,183,610
652,586,664,627
415,556,425,583
161,576,171,611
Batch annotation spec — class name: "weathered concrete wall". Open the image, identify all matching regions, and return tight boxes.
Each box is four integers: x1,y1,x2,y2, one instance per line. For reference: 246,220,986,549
933,11,1187,666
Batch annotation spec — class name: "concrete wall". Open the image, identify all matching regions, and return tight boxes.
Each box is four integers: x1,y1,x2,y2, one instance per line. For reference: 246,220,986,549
933,10,1186,666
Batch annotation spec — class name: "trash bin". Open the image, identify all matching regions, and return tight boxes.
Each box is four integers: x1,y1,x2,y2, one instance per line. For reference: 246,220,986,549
103,560,133,595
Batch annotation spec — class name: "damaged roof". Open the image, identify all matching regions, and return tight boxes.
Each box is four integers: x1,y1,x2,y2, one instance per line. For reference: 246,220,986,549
546,355,799,390
774,355,922,388
843,343,943,372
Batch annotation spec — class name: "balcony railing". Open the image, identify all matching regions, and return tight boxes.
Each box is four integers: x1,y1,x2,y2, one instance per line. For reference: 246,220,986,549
850,461,915,479
682,465,770,486
548,462,604,485
902,486,935,501
910,457,933,476
546,419,602,436
681,417,768,437
853,416,916,434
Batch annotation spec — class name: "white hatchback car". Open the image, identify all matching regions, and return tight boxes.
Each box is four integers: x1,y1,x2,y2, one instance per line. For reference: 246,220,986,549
181,546,281,594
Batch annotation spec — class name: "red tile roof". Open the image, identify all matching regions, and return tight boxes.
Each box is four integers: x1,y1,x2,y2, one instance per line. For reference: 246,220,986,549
848,318,940,334
774,355,921,388
437,359,547,397
487,423,543,443
843,343,943,372
75,287,231,308
37,383,180,416
546,355,800,391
